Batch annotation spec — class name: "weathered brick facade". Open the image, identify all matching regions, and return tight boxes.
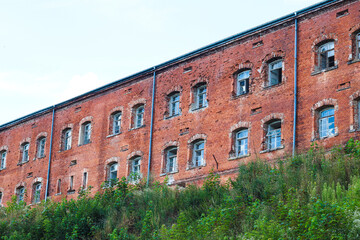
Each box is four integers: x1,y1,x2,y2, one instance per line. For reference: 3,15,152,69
0,0,359,205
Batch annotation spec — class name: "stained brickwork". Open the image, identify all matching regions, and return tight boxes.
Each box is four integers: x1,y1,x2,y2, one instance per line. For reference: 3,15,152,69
0,0,359,205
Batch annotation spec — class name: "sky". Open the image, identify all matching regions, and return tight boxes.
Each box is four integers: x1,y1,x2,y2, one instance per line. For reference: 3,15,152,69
0,0,321,125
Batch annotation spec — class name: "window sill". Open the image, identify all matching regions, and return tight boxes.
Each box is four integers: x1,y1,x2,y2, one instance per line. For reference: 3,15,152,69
160,170,179,176
186,163,206,170
129,125,146,131
348,58,360,65
263,81,284,90
190,106,208,112
311,133,338,141
0,167,6,171
259,145,284,154
17,160,29,166
164,113,181,120
67,190,76,195
228,154,250,161
36,156,46,160
78,142,91,147
54,193,62,196
311,65,338,76
59,148,71,153
107,132,122,138
231,92,250,100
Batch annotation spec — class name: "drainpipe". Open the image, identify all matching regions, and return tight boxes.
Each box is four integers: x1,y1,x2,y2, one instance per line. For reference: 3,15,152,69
45,106,55,201
292,12,298,157
146,67,156,187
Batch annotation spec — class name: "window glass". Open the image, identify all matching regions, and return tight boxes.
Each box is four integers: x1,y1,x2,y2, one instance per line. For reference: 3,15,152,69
357,33,360,59
135,106,144,128
237,70,250,95
132,157,141,174
17,187,25,203
83,123,91,144
33,183,41,203
319,108,335,138
0,151,6,169
269,60,282,86
236,129,248,157
193,140,205,167
22,143,29,163
113,113,122,134
196,85,207,109
169,94,180,116
267,121,281,150
64,129,72,150
37,137,46,158
319,42,335,69
109,163,118,181
166,147,177,173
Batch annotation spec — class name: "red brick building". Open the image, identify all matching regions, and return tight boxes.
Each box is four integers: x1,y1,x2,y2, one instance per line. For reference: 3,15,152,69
0,0,359,205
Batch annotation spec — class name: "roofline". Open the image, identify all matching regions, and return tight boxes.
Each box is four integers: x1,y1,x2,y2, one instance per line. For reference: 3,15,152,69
0,0,341,131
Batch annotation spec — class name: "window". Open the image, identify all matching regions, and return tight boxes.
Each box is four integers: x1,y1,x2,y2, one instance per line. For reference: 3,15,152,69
57,179,61,194
80,122,91,145
235,129,248,157
63,128,72,150
0,192,2,205
0,151,6,170
134,105,144,128
318,41,335,70
267,121,281,150
108,163,118,181
165,147,177,173
194,84,207,109
83,172,88,189
37,137,46,158
33,182,41,203
17,187,25,203
129,156,141,182
169,93,180,117
112,112,122,134
69,176,74,191
357,33,360,59
358,101,360,129
237,70,250,95
268,60,282,86
319,107,335,138
192,140,205,167
21,143,30,163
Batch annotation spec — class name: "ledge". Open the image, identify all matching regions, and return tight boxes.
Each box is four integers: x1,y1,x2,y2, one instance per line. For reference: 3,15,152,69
186,163,206,171
190,106,208,113
228,153,250,161
311,65,338,76
262,81,284,90
67,190,76,195
78,142,92,147
17,160,29,166
129,125,146,131
106,132,122,138
259,145,285,154
348,59,360,65
164,113,181,120
311,133,339,142
160,170,179,177
231,92,250,100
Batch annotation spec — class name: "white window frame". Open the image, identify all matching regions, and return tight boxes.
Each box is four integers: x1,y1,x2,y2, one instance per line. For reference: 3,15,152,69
57,179,61,194
22,143,29,163
131,157,141,175
318,41,335,70
80,122,91,145
237,70,250,95
169,93,180,117
268,60,282,86
267,121,281,150
235,129,248,157
358,101,360,129
64,129,72,150
37,137,46,158
82,172,88,189
319,107,335,138
108,163,118,181
0,151,6,170
195,85,207,109
112,112,122,134
33,183,41,203
17,187,25,203
135,106,144,128
166,147,177,173
70,176,74,190
0,192,2,205
357,33,360,59
192,140,205,167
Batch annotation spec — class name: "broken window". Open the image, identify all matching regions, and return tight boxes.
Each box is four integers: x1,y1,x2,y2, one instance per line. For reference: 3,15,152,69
69,176,74,190
129,156,141,182
266,121,281,150
134,105,145,128
0,151,6,170
21,143,30,163
0,192,2,205
237,70,250,95
80,122,91,145
165,147,177,173
17,186,25,203
235,129,248,157
195,84,207,109
57,179,61,194
33,182,41,204
83,172,88,189
108,163,118,181
268,60,282,86
319,107,335,138
63,128,72,151
192,140,205,167
112,112,122,134
318,41,335,70
169,92,180,117
37,137,46,158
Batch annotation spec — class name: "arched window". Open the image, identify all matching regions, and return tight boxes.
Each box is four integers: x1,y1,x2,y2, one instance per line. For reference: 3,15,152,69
319,107,335,138
111,112,122,134
266,120,281,150
236,70,250,95
164,147,177,173
80,122,91,145
235,129,248,157
0,150,6,170
37,137,46,158
191,140,205,167
62,128,72,151
268,59,283,86
33,182,41,204
317,41,335,70
134,105,145,128
16,186,25,203
21,143,30,163
108,163,118,181
168,92,180,117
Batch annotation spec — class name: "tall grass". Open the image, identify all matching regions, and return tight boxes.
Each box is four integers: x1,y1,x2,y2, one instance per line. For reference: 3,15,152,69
1,139,360,239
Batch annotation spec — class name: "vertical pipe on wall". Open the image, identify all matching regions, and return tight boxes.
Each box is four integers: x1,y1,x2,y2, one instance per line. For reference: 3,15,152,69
146,67,156,187
45,106,55,201
292,12,298,157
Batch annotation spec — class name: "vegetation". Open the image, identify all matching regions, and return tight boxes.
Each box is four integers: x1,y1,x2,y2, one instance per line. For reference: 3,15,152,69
2,139,360,239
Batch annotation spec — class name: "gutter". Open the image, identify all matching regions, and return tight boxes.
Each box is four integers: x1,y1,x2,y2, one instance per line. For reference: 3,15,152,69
45,106,56,201
146,67,156,187
292,12,298,157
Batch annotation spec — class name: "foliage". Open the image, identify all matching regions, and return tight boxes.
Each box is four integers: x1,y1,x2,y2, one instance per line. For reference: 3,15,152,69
1,139,360,239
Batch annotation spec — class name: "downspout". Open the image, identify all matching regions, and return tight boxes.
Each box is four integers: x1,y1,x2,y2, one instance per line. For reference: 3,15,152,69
292,12,298,157
45,106,55,201
146,67,156,187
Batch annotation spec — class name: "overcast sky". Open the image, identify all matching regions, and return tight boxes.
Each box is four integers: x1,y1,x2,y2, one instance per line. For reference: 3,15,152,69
0,0,321,125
